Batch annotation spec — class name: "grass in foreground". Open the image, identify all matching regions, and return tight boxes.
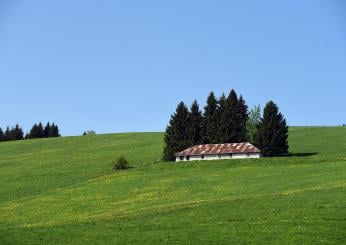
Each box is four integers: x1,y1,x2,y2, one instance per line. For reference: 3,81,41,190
0,127,345,244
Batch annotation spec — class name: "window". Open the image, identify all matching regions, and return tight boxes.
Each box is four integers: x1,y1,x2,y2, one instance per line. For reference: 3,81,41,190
186,156,190,161
180,156,184,161
201,155,204,159
218,154,221,158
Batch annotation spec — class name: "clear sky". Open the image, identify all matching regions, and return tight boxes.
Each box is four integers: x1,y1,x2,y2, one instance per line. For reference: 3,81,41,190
0,0,345,136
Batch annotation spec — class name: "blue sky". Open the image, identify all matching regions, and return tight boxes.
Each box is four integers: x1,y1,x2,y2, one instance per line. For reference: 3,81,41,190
0,0,345,136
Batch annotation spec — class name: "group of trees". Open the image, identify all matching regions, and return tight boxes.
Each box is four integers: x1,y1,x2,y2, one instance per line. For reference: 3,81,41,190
163,89,288,161
26,122,60,139
0,124,24,142
0,122,60,142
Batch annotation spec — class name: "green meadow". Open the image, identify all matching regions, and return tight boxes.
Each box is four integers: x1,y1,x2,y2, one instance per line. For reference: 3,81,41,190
0,127,345,244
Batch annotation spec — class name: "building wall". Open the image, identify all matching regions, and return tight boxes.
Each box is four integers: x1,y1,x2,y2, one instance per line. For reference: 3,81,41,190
176,153,260,162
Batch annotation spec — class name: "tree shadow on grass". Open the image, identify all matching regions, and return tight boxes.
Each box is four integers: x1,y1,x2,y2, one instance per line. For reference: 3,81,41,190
287,152,318,157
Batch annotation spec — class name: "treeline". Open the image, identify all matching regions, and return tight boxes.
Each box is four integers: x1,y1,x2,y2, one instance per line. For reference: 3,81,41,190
0,122,60,142
163,89,288,161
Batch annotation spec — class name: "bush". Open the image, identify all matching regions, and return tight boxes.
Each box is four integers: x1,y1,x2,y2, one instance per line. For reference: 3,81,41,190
113,156,129,171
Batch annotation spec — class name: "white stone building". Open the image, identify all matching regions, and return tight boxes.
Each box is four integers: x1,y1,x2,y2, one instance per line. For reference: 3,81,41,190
175,143,261,162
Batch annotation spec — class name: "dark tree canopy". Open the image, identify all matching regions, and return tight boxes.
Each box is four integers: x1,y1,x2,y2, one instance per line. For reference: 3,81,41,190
0,128,5,141
163,102,191,161
188,100,202,146
44,122,51,138
237,95,248,142
254,101,289,156
201,92,219,144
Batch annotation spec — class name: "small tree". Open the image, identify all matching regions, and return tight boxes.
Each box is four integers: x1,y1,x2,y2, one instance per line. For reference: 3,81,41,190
246,105,261,143
113,156,129,171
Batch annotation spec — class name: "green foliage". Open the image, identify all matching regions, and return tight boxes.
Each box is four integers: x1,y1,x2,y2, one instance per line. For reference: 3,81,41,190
0,128,4,141
201,92,219,143
188,100,202,145
0,128,345,244
246,105,261,143
0,125,24,141
84,130,96,136
113,156,129,170
255,101,289,156
237,95,248,141
163,102,191,161
28,122,60,139
44,122,51,138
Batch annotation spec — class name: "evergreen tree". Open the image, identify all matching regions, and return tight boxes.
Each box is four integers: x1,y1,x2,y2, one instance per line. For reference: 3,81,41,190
217,93,226,142
44,122,51,137
237,95,248,141
0,128,4,142
254,101,289,156
246,105,261,143
28,124,37,139
4,127,11,141
163,102,191,161
188,100,202,145
37,122,44,138
218,89,239,143
49,123,60,137
201,92,219,144
13,124,24,140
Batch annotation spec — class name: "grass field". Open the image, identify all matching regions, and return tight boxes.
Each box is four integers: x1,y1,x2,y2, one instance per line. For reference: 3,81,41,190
0,127,345,244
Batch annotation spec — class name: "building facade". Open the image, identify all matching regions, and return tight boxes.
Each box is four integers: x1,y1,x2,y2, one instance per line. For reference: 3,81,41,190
175,143,261,162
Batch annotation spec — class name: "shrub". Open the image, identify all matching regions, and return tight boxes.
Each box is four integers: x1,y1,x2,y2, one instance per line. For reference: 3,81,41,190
113,156,129,171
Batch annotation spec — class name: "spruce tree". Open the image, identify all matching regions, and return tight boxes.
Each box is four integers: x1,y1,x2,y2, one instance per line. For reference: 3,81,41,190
219,89,239,143
28,124,37,139
44,122,51,138
188,100,202,145
217,93,226,142
0,128,4,142
13,124,24,140
201,92,219,144
49,123,60,137
237,95,248,141
163,102,191,161
4,127,11,141
254,101,289,156
37,122,44,138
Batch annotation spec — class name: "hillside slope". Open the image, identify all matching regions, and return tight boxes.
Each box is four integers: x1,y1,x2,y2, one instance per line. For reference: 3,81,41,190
0,127,345,244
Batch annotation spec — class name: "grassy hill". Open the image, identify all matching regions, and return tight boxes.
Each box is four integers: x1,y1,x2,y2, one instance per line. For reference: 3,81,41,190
0,127,345,244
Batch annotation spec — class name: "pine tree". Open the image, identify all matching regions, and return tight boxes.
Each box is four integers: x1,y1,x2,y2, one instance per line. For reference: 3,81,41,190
188,100,202,145
44,122,51,138
163,102,191,161
37,122,44,138
246,105,261,143
237,95,248,141
4,127,11,141
49,123,60,137
218,89,239,143
201,92,219,144
0,128,4,142
254,101,289,156
28,124,38,139
217,93,226,142
13,124,24,140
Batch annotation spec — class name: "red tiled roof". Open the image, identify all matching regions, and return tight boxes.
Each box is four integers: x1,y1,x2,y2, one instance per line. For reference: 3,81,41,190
175,143,261,157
